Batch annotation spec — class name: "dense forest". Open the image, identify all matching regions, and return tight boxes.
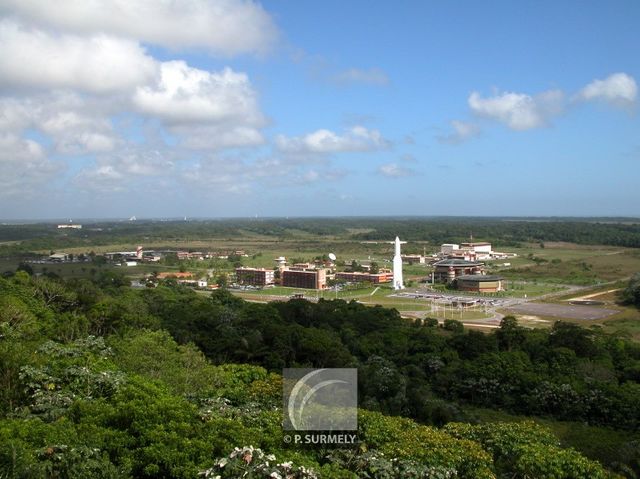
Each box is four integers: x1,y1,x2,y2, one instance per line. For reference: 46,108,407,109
2,217,640,256
1,271,640,477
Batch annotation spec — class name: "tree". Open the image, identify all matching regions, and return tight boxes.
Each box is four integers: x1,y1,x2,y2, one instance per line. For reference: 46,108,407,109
443,319,464,334
496,316,525,351
350,260,364,272
16,262,34,275
622,273,640,308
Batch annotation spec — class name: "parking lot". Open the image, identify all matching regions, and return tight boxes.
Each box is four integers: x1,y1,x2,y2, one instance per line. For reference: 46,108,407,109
391,291,510,308
504,302,618,320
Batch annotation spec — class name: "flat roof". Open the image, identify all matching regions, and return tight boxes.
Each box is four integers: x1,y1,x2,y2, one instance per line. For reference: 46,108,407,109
434,259,483,266
457,275,504,282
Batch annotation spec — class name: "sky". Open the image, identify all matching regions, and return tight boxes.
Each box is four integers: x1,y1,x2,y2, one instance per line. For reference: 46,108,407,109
1,0,639,219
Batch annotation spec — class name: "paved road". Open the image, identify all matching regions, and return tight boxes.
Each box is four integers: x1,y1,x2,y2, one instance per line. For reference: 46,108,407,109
504,302,618,320
398,281,620,324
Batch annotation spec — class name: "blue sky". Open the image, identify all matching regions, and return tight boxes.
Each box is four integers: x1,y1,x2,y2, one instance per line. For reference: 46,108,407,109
0,1,638,219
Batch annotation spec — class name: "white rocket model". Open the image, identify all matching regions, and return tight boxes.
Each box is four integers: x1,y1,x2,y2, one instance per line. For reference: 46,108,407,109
392,236,406,290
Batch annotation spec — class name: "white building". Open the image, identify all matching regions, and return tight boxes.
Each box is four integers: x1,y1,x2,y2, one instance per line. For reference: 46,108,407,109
49,253,69,262
461,242,492,260
441,244,459,255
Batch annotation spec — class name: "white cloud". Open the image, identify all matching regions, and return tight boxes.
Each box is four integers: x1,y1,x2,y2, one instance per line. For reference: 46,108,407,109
178,153,349,195
174,125,264,150
0,0,281,208
38,108,117,154
276,126,389,154
1,0,278,56
468,89,564,130
289,168,347,185
0,19,157,93
134,62,261,124
377,162,414,178
438,120,481,144
133,61,266,149
0,97,31,132
0,133,44,163
331,67,389,86
180,157,254,194
74,146,175,192
0,92,119,154
578,72,637,106
0,133,63,198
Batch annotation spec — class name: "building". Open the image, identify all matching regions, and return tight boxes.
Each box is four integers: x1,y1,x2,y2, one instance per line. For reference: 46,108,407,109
432,259,484,283
460,242,492,260
282,268,327,289
448,249,477,261
157,272,193,279
402,254,426,264
335,271,393,284
291,262,314,270
49,253,69,262
440,244,459,255
177,251,205,260
235,267,275,286
456,275,504,293
274,256,287,272
440,242,494,260
57,224,82,229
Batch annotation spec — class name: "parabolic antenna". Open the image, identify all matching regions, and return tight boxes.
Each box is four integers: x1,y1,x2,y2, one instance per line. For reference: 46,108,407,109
328,253,336,261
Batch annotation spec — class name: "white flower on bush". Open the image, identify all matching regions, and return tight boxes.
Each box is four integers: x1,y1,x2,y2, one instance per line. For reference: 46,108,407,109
200,446,318,478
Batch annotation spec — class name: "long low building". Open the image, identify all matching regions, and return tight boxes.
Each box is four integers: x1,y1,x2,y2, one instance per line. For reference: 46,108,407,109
456,274,505,293
335,271,393,284
236,267,275,286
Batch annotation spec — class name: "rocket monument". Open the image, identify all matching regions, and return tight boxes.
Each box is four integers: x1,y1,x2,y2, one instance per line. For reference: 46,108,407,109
392,236,406,290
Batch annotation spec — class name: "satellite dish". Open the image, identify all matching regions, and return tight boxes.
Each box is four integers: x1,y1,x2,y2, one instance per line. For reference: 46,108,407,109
328,253,336,261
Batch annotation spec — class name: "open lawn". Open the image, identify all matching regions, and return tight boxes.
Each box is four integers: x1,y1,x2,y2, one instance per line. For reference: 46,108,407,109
494,244,640,284
232,284,493,319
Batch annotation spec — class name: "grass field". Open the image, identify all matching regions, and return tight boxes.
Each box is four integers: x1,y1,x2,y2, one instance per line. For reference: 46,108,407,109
494,244,640,284
233,284,493,320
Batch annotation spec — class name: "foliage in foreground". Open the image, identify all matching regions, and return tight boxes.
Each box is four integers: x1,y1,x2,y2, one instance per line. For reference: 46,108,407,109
0,273,632,478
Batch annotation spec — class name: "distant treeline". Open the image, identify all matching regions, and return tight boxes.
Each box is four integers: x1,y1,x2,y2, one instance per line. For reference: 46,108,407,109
349,218,640,248
1,217,640,254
